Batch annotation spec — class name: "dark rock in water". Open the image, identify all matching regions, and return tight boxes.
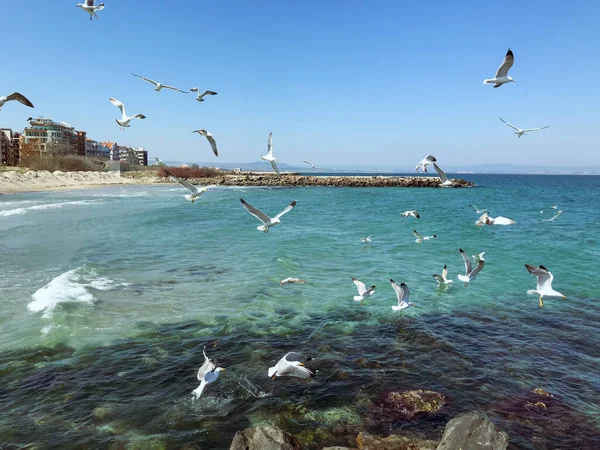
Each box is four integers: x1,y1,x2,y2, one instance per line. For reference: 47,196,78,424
368,390,446,425
357,431,438,449
435,413,508,450
229,426,302,450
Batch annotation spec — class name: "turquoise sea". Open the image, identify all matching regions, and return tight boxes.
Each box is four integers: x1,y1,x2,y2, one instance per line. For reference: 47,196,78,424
1,174,599,449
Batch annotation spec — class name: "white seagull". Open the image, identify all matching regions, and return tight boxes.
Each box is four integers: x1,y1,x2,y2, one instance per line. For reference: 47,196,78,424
108,97,146,129
132,73,188,93
261,132,280,175
390,279,417,311
525,264,566,308
192,346,225,399
268,352,315,380
433,163,453,187
360,235,372,243
279,277,308,286
483,48,515,88
414,230,436,243
189,88,218,102
470,204,489,214
352,277,376,302
402,210,421,219
192,129,218,157
169,174,216,203
458,248,485,286
302,160,321,173
0,92,34,110
499,118,549,138
476,213,516,226
76,1,104,21
432,265,453,285
543,210,563,222
240,198,296,233
415,155,437,173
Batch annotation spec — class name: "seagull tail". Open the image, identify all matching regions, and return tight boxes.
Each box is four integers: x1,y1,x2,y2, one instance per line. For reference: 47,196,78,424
353,296,364,302
392,305,402,311
527,289,537,296
192,381,206,399
483,79,494,84
184,194,193,202
257,225,268,232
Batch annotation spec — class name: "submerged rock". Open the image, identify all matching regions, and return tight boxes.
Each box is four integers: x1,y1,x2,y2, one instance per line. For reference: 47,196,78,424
368,390,446,425
435,413,508,450
357,431,438,450
229,426,302,450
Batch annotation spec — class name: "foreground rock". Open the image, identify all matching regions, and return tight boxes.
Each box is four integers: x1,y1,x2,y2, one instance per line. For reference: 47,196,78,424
357,431,438,450
229,425,302,450
368,390,446,427
436,413,508,450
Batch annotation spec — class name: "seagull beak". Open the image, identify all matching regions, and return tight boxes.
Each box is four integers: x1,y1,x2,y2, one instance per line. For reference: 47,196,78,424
298,363,305,366
562,295,566,298
271,374,277,380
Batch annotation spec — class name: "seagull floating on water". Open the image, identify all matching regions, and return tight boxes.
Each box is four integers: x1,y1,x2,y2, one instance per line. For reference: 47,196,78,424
458,248,484,286
361,235,372,243
192,346,225,399
416,155,436,173
191,129,218,157
268,352,315,380
108,97,146,129
302,160,321,173
169,174,216,203
352,277,376,302
240,198,296,233
390,279,417,311
261,132,280,175
279,277,308,286
76,1,104,21
402,210,420,219
483,48,515,88
476,213,516,226
414,230,436,243
0,92,34,110
499,118,549,138
433,163,453,187
525,264,565,307
132,73,188,93
432,265,453,285
189,88,217,102
470,204,489,215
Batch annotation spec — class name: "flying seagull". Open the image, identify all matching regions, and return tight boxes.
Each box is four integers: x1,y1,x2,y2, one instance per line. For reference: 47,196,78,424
261,132,280,175
458,248,484,286
131,73,188,93
414,230,436,243
352,277,376,302
192,346,224,399
0,92,34,110
499,118,549,138
483,48,515,88
108,97,146,129
525,264,566,307
169,175,216,203
279,277,309,286
402,210,420,219
360,235,372,243
470,204,489,215
302,160,321,173
543,210,563,222
189,88,218,102
416,155,436,173
76,1,104,21
390,279,417,311
433,163,453,187
192,129,218,157
240,198,296,233
268,352,315,380
433,265,453,285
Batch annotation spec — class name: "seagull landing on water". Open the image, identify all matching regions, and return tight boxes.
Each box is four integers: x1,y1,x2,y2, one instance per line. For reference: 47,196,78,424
76,1,104,21
192,129,218,156
240,198,296,233
500,118,549,138
458,248,485,287
108,97,146,130
433,163,453,187
0,92,34,110
470,204,489,215
189,88,218,102
433,265,453,285
168,174,216,203
402,210,420,219
416,155,436,173
525,264,566,307
483,48,515,88
302,160,321,173
414,230,436,243
192,346,225,399
279,277,309,286
361,235,372,243
268,352,315,380
352,277,376,302
132,73,188,93
390,279,417,311
261,132,280,175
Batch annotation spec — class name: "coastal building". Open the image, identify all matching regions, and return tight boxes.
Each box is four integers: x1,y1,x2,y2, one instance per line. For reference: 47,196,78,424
118,146,148,166
85,139,111,159
20,117,80,158
0,129,21,166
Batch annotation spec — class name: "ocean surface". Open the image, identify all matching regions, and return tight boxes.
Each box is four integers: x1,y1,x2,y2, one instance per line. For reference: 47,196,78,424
1,174,599,449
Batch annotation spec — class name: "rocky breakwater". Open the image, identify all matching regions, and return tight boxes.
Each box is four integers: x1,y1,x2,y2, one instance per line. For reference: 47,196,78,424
0,170,138,193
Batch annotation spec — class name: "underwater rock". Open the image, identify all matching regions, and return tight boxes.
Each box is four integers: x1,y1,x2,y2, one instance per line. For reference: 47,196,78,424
368,390,446,425
357,431,438,450
229,425,302,450
435,413,508,450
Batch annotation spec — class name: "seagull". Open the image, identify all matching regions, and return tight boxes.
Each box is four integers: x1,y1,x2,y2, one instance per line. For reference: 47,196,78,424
499,118,549,138
352,277,376,302
415,155,436,173
472,252,486,262
543,210,563,222
76,1,104,21
189,88,217,102
131,73,188,93
169,174,216,203
240,198,296,233
0,92,34,110
476,213,515,226
261,132,280,175
280,277,309,286
390,279,417,311
360,235,372,243
432,265,453,285
433,163,453,187
197,346,217,380
108,97,146,130
302,160,321,173
268,352,315,380
414,230,436,243
525,264,566,307
192,346,224,399
402,210,420,219
154,157,166,166
483,48,515,88
470,204,489,215
192,129,218,157
458,248,484,286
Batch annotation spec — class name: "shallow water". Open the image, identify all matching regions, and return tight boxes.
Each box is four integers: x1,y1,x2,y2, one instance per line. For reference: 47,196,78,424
1,175,599,449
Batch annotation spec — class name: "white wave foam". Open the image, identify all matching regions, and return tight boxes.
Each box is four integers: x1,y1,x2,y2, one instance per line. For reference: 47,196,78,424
0,200,101,218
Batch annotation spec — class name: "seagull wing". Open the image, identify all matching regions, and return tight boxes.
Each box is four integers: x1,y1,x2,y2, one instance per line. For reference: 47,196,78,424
499,117,520,131
6,92,34,108
205,134,218,157
284,352,309,363
131,114,146,120
352,277,367,295
240,198,271,224
432,274,444,284
270,160,280,175
85,0,94,6
201,91,218,97
412,211,421,218
108,97,126,119
521,126,550,132
266,132,274,157
283,362,314,379
162,85,189,93
197,347,217,379
470,260,485,278
425,155,437,163
169,175,198,194
525,264,552,291
273,200,297,220
495,48,514,78
390,279,410,306
413,230,424,240
433,163,449,183
460,248,473,275
132,73,159,87
442,265,449,280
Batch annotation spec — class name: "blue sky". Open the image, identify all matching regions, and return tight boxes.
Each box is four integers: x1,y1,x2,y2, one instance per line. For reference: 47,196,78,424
1,0,599,167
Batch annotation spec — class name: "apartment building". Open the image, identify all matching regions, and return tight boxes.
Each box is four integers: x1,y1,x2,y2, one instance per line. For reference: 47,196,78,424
20,117,80,158
0,129,21,166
